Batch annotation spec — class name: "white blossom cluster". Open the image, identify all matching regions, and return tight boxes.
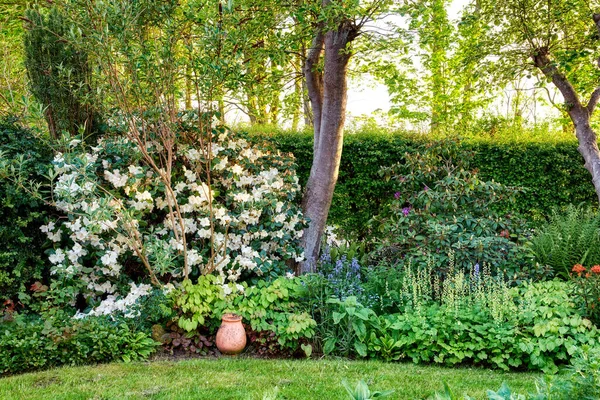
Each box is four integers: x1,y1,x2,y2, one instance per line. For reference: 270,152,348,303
324,226,349,248
41,130,306,298
74,282,153,318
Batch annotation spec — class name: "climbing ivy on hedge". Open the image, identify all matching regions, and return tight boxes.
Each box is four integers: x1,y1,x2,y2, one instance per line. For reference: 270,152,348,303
255,131,596,238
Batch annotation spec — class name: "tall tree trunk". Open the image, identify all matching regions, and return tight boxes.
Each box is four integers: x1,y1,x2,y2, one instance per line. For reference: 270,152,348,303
247,93,258,124
291,54,303,131
572,111,600,203
428,0,449,132
185,64,192,110
302,77,312,128
303,32,324,153
300,24,356,273
291,75,301,131
534,46,600,202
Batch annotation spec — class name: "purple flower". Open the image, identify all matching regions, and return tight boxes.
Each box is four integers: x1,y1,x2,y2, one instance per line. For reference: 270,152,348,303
424,185,430,192
402,207,411,217
474,263,480,277
320,247,332,264
394,191,401,200
351,258,361,273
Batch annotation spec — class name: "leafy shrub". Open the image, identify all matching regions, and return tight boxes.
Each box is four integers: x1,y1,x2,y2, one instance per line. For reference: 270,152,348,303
174,275,316,353
529,206,600,279
371,139,533,276
0,313,158,375
0,119,53,303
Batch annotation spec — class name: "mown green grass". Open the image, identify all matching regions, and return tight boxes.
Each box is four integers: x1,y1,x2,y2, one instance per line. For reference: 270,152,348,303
0,358,538,400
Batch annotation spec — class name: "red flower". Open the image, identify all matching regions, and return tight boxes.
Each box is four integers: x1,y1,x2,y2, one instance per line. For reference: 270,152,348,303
573,264,586,275
591,265,600,274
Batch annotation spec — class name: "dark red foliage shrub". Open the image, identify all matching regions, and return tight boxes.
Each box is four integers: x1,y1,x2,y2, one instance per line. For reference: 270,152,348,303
161,321,217,356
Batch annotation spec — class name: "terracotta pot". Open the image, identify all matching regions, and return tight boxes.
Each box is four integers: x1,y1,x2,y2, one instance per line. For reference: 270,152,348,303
216,313,246,355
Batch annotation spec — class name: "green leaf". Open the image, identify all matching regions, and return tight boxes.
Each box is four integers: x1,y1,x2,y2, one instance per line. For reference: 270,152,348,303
300,343,312,358
332,312,345,325
352,320,367,340
323,338,337,355
354,341,367,357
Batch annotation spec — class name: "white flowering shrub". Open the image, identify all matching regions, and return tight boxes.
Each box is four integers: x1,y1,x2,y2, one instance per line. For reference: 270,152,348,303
74,283,153,318
41,121,306,299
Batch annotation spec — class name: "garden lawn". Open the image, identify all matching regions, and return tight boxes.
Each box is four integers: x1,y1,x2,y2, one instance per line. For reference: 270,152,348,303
0,358,538,400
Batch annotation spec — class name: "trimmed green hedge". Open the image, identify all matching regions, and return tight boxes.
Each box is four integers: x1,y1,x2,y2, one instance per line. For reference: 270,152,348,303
473,141,594,219
255,131,596,237
0,119,53,302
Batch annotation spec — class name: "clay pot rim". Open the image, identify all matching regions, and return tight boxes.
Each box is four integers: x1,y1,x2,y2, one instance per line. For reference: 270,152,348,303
221,313,242,322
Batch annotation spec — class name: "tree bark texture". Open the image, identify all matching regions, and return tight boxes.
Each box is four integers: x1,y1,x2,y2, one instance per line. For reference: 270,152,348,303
300,22,357,273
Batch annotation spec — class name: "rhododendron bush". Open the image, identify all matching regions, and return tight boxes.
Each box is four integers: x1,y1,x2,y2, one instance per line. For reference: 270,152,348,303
41,119,306,301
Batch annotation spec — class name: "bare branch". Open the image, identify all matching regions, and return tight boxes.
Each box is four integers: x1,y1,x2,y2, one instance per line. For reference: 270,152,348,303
532,47,583,113
587,87,600,114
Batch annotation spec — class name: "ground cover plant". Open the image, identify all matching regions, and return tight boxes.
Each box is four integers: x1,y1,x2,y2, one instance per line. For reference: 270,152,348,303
301,254,596,372
0,312,157,375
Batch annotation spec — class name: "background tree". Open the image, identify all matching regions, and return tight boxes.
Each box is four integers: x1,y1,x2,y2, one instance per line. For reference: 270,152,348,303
407,0,453,131
361,0,491,132
480,0,600,201
299,0,391,272
24,7,101,140
0,2,29,118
